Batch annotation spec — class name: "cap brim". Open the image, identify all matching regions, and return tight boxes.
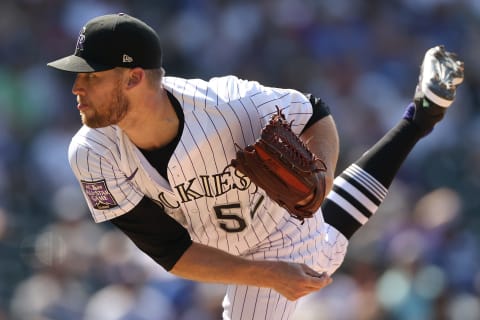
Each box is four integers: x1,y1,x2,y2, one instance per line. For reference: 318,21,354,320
47,55,113,73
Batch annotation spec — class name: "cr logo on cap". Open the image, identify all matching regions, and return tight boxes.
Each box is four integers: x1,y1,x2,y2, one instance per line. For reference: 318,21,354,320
75,27,86,52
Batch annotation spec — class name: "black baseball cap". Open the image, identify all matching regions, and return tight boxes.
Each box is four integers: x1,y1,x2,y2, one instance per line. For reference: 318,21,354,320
47,13,162,72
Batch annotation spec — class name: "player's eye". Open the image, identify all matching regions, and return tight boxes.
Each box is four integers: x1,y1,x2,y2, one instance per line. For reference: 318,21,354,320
77,73,96,81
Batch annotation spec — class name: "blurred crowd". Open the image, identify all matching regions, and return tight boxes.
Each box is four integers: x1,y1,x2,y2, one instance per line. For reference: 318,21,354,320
0,0,479,319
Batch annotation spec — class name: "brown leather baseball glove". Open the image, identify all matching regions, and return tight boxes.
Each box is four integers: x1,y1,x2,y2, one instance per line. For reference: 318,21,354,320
231,107,327,222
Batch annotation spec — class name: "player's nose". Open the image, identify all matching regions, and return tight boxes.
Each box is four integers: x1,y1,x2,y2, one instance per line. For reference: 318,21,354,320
72,75,85,95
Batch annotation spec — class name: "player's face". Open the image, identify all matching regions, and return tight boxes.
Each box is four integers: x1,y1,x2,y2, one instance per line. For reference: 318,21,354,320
72,70,129,128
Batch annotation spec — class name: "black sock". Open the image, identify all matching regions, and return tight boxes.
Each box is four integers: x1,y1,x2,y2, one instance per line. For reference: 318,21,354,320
355,118,423,188
322,114,428,239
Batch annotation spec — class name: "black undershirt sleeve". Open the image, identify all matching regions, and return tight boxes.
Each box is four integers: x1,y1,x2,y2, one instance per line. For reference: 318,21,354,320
110,196,192,271
302,93,332,134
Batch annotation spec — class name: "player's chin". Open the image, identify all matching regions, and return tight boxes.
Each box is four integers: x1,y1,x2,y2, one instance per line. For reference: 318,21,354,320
81,114,107,128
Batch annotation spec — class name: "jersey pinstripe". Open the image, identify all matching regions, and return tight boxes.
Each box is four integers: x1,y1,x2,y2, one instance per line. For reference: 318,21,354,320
68,75,318,256
221,164,387,320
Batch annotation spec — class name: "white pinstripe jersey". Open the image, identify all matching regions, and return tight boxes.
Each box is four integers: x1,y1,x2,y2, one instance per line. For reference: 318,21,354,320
68,75,321,256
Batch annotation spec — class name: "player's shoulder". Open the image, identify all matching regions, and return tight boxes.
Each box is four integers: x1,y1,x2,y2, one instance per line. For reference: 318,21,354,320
69,125,121,159
162,75,265,105
163,74,243,87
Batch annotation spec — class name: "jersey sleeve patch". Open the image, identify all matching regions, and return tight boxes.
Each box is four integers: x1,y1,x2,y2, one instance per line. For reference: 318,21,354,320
81,179,119,210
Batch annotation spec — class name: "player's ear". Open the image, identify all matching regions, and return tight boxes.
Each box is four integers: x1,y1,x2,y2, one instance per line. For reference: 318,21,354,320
126,68,144,89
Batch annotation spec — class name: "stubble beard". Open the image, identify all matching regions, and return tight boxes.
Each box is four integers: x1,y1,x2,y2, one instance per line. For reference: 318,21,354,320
81,85,129,128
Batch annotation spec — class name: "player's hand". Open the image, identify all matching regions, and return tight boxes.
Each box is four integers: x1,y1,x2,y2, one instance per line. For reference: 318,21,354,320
268,261,332,300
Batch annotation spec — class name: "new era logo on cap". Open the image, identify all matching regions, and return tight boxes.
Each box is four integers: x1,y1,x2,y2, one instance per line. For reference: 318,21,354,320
122,54,133,63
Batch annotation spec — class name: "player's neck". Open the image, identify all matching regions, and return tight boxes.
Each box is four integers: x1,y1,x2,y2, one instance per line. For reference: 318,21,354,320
118,88,179,150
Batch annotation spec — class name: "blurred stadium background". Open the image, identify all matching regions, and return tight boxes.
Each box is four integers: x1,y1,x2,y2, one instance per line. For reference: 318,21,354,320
0,0,479,319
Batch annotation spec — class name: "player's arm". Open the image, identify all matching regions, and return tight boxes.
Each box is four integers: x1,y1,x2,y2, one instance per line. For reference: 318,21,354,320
170,242,332,301
111,196,331,300
300,95,339,194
